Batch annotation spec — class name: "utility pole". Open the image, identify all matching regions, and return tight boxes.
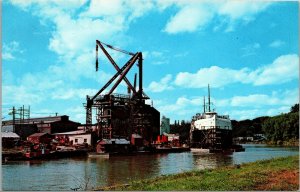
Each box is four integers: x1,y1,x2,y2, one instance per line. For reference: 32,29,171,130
8,106,17,132
12,106,16,125
9,105,30,125
22,105,25,123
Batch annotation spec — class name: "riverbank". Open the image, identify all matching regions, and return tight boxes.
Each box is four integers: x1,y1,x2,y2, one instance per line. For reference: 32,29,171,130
97,155,299,191
266,138,299,147
236,139,299,147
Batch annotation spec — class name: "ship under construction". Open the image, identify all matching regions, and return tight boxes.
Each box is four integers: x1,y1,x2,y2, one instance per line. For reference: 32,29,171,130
190,85,243,152
84,40,160,152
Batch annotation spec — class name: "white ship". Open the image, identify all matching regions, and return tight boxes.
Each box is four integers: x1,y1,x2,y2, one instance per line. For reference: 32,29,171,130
190,85,233,152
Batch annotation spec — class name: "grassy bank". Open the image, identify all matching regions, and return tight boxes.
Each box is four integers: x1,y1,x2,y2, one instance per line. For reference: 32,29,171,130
97,155,299,191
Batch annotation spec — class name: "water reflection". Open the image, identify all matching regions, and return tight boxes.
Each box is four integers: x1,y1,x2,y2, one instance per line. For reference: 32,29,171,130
2,144,299,191
84,154,162,187
192,153,233,170
158,153,194,175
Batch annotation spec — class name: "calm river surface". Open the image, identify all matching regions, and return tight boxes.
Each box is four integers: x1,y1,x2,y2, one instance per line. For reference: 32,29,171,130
2,144,298,191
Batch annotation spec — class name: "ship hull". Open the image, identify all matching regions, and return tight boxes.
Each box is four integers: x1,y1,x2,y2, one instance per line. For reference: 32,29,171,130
190,128,233,150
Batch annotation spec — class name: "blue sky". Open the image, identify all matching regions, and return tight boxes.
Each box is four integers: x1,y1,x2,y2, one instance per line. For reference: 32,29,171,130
2,0,299,124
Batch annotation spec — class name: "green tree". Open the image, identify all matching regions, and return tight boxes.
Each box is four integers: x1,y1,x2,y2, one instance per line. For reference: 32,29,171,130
290,103,299,113
262,109,299,143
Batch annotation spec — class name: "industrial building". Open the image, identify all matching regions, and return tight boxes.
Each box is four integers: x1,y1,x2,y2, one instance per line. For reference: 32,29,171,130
2,115,81,139
160,116,170,135
54,130,92,146
2,132,20,148
27,133,53,144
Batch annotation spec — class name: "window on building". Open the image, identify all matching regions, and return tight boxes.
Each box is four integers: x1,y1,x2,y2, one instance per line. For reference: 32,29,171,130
84,139,87,142
75,139,78,143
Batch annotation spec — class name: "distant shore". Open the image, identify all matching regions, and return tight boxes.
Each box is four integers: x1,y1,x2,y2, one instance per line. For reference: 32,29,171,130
96,155,299,191
236,139,299,147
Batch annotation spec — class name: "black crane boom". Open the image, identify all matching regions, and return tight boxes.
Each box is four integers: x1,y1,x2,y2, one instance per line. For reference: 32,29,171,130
85,40,145,130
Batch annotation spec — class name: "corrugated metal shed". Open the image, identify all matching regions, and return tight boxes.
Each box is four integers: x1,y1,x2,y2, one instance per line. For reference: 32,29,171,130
2,132,20,138
1,125,14,132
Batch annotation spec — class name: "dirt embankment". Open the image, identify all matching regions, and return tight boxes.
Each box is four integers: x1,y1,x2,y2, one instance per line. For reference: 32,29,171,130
256,170,299,191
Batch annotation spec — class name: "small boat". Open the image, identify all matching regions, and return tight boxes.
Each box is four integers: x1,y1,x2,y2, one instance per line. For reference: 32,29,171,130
190,148,210,153
88,152,109,158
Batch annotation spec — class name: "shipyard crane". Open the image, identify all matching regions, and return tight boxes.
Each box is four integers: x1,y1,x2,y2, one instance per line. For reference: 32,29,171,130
85,40,148,130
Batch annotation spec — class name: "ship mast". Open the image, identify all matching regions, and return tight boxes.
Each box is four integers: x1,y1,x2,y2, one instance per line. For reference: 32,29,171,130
208,84,211,112
203,96,206,113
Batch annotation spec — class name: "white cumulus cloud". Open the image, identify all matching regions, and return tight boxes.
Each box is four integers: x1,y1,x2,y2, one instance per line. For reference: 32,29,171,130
147,74,174,92
8,0,153,83
81,0,154,21
52,88,98,100
174,66,249,88
253,54,299,85
164,4,214,33
217,1,270,20
163,1,272,34
174,54,299,88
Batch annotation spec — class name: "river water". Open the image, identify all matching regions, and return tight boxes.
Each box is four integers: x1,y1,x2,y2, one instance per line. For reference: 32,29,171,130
2,144,299,191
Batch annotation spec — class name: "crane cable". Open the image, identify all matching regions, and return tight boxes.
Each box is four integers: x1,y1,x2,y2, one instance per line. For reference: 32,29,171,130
99,41,135,56
95,40,135,71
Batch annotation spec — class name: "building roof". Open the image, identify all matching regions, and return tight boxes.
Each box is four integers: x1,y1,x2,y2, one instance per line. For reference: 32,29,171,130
2,115,73,125
163,133,179,137
2,132,20,138
131,134,142,138
28,133,50,137
53,130,87,135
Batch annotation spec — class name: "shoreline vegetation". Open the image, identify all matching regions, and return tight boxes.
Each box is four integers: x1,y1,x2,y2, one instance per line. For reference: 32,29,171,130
237,139,299,147
265,138,299,147
96,155,299,191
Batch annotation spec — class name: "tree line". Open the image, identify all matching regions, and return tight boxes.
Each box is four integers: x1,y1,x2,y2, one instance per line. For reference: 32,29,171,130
169,104,299,144
262,104,299,144
230,103,299,143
